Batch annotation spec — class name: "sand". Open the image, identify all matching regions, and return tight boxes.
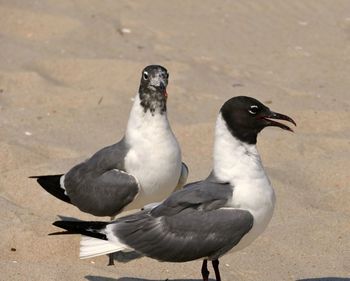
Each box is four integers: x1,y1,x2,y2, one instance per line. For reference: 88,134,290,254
0,1,349,280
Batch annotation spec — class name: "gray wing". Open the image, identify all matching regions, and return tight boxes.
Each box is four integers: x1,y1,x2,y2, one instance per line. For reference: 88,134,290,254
64,139,139,217
173,162,189,191
111,178,253,262
152,176,232,216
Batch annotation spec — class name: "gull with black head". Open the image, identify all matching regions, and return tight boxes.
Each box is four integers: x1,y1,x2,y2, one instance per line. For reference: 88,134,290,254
51,96,296,280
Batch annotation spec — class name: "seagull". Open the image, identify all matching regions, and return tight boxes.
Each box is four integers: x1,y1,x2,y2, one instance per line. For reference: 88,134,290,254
31,65,188,216
30,65,188,264
51,96,296,281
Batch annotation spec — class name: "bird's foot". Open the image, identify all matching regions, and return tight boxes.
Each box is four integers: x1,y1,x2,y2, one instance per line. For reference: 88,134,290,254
107,253,115,266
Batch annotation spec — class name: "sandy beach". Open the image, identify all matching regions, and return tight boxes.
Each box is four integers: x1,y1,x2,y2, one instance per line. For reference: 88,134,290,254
0,1,349,280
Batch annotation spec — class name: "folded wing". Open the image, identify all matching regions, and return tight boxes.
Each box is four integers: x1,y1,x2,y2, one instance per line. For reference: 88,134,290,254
109,178,253,261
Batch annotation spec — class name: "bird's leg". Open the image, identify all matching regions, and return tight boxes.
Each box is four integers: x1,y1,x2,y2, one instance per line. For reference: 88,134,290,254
201,259,210,281
212,259,221,281
107,253,114,266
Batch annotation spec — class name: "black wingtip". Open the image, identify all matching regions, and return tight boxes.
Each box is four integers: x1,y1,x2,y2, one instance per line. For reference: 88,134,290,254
52,220,80,231
31,174,71,204
29,175,62,179
52,220,108,240
49,230,76,236
51,220,81,235
52,220,67,228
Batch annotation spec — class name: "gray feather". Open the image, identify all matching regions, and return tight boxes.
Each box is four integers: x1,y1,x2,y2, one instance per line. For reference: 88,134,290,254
64,139,139,217
151,176,233,216
173,162,189,191
109,176,253,262
112,208,253,262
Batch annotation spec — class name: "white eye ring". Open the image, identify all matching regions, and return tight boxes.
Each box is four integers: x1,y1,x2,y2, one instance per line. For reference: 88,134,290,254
143,71,149,80
248,105,259,115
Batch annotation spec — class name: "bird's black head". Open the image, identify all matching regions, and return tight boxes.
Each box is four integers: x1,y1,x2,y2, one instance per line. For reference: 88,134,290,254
220,96,296,144
139,65,169,114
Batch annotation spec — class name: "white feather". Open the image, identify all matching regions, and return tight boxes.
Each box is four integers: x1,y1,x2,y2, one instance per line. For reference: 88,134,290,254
79,235,129,259
59,175,68,195
123,94,182,210
214,113,276,252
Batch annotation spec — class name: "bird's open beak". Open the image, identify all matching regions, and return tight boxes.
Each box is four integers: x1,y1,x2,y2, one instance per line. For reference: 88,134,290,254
261,111,297,132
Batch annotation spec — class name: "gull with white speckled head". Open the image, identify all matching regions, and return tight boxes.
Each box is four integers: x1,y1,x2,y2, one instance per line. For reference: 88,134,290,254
30,65,188,264
51,96,296,281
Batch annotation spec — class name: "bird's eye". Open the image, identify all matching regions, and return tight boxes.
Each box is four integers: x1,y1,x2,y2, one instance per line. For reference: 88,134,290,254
165,73,169,79
143,72,149,80
248,105,259,115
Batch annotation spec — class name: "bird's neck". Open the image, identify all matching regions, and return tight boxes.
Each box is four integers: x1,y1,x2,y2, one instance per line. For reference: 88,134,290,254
213,113,267,184
125,94,170,142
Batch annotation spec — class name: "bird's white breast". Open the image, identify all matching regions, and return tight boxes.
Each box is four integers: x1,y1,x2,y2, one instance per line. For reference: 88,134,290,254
214,114,276,251
123,94,182,210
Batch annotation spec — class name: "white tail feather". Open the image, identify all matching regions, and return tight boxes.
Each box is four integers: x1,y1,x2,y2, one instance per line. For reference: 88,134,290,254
79,236,127,259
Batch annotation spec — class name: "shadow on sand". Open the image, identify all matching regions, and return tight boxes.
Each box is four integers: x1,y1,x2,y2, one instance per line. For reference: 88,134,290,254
85,276,209,281
296,277,350,281
86,275,350,281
